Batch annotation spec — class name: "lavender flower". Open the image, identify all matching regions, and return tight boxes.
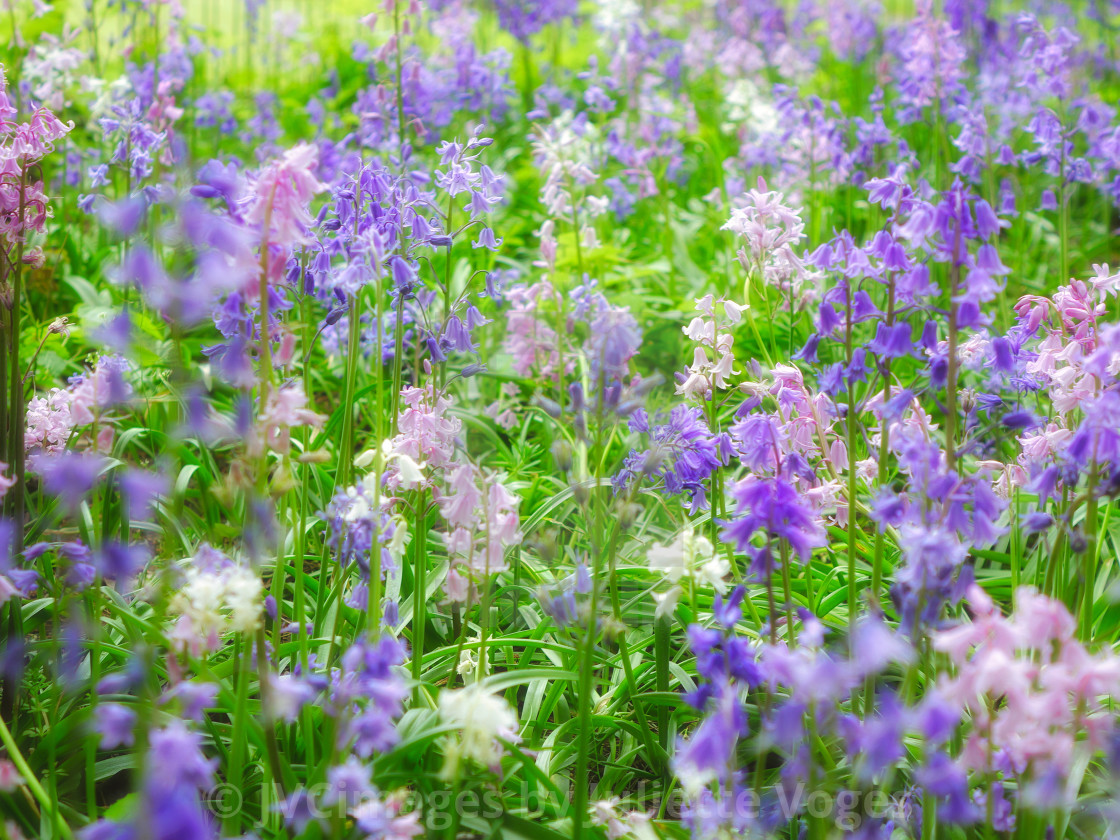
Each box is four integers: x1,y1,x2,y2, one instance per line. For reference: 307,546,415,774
616,406,730,514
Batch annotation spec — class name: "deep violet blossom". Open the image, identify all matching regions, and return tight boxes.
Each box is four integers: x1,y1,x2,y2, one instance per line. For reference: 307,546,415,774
722,475,827,578
616,406,731,514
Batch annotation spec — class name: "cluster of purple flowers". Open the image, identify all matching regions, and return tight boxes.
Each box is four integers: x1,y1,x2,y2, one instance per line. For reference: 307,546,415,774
616,406,730,514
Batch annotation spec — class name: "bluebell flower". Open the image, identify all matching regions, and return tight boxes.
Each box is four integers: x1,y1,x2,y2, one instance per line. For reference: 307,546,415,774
722,476,826,578
616,406,729,514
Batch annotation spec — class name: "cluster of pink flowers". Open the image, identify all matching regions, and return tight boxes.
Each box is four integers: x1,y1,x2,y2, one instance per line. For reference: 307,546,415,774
864,385,941,479
503,280,568,379
735,364,848,521
1017,267,1116,416
532,114,607,260
25,388,74,455
253,382,326,457
442,467,521,600
25,355,131,456
378,382,521,601
246,142,326,251
482,382,521,431
383,385,462,491
722,177,815,304
968,264,1120,502
1,65,72,264
933,585,1120,803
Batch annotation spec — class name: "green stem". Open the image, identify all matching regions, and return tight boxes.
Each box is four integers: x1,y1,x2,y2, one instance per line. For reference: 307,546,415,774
225,635,251,834
572,592,597,838
780,542,795,645
7,164,26,552
410,490,428,689
337,291,362,490
0,167,27,732
86,583,103,819
1010,487,1021,601
257,626,295,793
390,294,406,435
0,713,73,840
573,437,607,838
845,285,858,631
393,0,406,150
607,560,666,776
476,574,491,683
654,615,670,757
871,275,896,603
945,221,962,473
1081,462,1099,639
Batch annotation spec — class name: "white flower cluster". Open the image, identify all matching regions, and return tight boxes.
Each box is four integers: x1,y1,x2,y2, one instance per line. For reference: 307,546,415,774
438,684,520,778
677,294,744,401
722,79,780,135
21,28,87,112
647,524,730,617
168,547,263,656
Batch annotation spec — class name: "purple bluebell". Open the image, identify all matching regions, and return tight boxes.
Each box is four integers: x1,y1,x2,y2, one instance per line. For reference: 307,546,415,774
616,406,730,514
93,703,136,749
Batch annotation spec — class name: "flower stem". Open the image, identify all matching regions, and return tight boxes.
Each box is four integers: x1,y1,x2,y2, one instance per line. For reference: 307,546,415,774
845,283,858,632
945,220,962,473
225,634,251,834
390,294,406,435
607,557,666,776
337,291,362,490
871,274,896,603
410,488,429,690
573,439,605,838
1081,461,1099,639
0,713,73,840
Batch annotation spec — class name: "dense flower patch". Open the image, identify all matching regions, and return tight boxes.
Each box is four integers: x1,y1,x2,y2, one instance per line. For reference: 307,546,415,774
0,1,1119,839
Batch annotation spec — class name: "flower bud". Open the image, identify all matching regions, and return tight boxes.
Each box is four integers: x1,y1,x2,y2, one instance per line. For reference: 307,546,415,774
571,480,590,506
550,440,573,473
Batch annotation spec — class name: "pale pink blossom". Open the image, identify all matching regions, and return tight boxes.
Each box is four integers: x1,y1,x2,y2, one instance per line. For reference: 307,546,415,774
69,356,132,425
933,586,1120,784
258,383,326,455
0,759,23,792
722,177,810,299
25,389,73,454
446,528,472,557
246,143,325,248
1089,263,1120,297
677,298,741,401
1017,423,1072,464
503,281,568,378
444,567,469,602
0,575,18,607
439,464,483,529
388,386,462,478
